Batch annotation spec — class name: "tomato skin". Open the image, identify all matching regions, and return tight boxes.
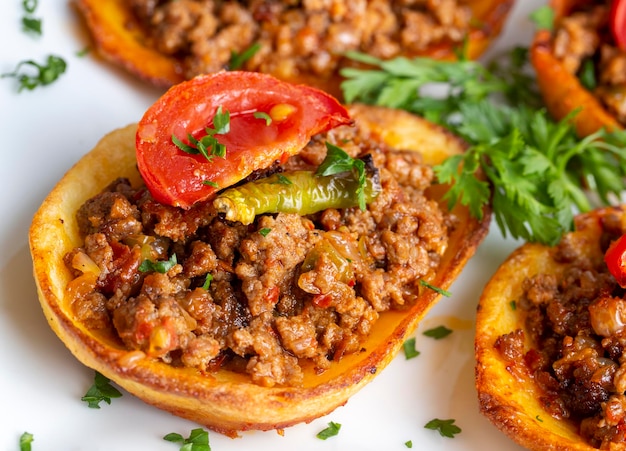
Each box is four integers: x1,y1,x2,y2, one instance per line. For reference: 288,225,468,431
136,71,352,209
605,234,626,287
611,0,626,51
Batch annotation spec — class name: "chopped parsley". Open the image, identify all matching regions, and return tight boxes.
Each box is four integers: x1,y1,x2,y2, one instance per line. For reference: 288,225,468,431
316,142,367,210
510,300,517,311
139,254,177,274
202,273,213,290
424,418,462,438
172,106,230,161
253,111,272,126
419,279,451,297
423,325,452,340
405,440,413,448
202,180,219,188
316,421,342,440
20,432,34,451
163,428,211,451
2,55,67,92
259,227,272,237
81,371,123,408
402,337,420,360
228,42,261,70
21,0,41,36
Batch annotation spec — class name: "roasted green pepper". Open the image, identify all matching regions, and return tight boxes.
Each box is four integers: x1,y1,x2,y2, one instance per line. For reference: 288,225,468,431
213,157,381,225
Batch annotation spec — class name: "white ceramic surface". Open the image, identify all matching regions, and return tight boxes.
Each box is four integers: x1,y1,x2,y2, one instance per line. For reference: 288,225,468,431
0,1,545,449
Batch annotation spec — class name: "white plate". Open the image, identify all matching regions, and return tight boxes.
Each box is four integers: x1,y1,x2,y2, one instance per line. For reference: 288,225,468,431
0,1,544,449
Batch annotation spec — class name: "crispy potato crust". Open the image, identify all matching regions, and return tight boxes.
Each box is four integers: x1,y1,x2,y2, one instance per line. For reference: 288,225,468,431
475,207,624,451
530,0,623,137
74,0,515,96
30,104,491,436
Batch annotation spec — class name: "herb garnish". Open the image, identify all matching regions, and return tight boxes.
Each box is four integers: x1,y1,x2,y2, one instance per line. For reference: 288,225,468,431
403,337,420,360
253,111,272,125
172,107,230,161
259,227,272,237
405,440,413,448
164,428,211,451
21,0,41,36
419,279,451,297
229,42,261,71
2,55,67,92
424,418,462,438
316,142,367,210
81,371,123,408
529,4,555,31
139,254,177,273
423,325,452,339
316,421,342,440
202,273,213,290
341,39,626,246
20,432,34,451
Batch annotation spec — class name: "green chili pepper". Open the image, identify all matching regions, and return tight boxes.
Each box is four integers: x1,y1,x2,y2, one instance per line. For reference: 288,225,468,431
213,163,381,225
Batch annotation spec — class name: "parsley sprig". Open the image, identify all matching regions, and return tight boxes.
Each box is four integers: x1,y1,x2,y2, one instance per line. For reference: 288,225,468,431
81,371,123,408
341,46,626,245
164,428,211,451
2,55,67,92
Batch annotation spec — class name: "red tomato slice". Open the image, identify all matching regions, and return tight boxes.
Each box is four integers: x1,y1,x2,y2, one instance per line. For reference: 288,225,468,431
136,71,352,209
605,233,626,287
611,0,626,51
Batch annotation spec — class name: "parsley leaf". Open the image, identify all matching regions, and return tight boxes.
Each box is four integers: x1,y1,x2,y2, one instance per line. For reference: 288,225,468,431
22,16,42,35
402,337,420,360
139,254,177,273
2,55,66,92
164,428,211,451
20,432,34,451
316,421,341,440
316,142,367,210
229,42,261,70
259,227,271,237
81,371,123,408
424,418,462,438
423,325,452,339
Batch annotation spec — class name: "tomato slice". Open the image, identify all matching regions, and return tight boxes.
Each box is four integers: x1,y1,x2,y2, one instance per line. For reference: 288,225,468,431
136,71,352,209
611,0,626,51
605,233,626,287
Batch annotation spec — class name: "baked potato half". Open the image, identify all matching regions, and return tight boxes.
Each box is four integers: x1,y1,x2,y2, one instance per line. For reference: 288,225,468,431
30,102,490,436
530,0,624,137
476,206,626,450
74,0,515,97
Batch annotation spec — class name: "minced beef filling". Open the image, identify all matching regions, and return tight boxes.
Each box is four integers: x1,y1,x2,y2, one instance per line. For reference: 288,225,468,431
494,210,626,449
65,122,453,387
128,0,471,81
550,1,626,124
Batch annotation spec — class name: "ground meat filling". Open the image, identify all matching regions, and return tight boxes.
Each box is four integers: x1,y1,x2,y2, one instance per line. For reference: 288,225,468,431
66,123,453,387
494,210,626,448
128,0,472,81
551,1,626,124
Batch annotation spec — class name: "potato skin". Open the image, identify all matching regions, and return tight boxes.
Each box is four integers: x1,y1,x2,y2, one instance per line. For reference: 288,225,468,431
30,105,491,436
74,0,516,97
475,207,624,451
530,0,623,137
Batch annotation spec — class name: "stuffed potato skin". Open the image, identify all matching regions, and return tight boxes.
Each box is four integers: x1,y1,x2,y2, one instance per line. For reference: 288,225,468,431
475,206,626,451
30,104,490,436
530,0,624,137
74,0,516,97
